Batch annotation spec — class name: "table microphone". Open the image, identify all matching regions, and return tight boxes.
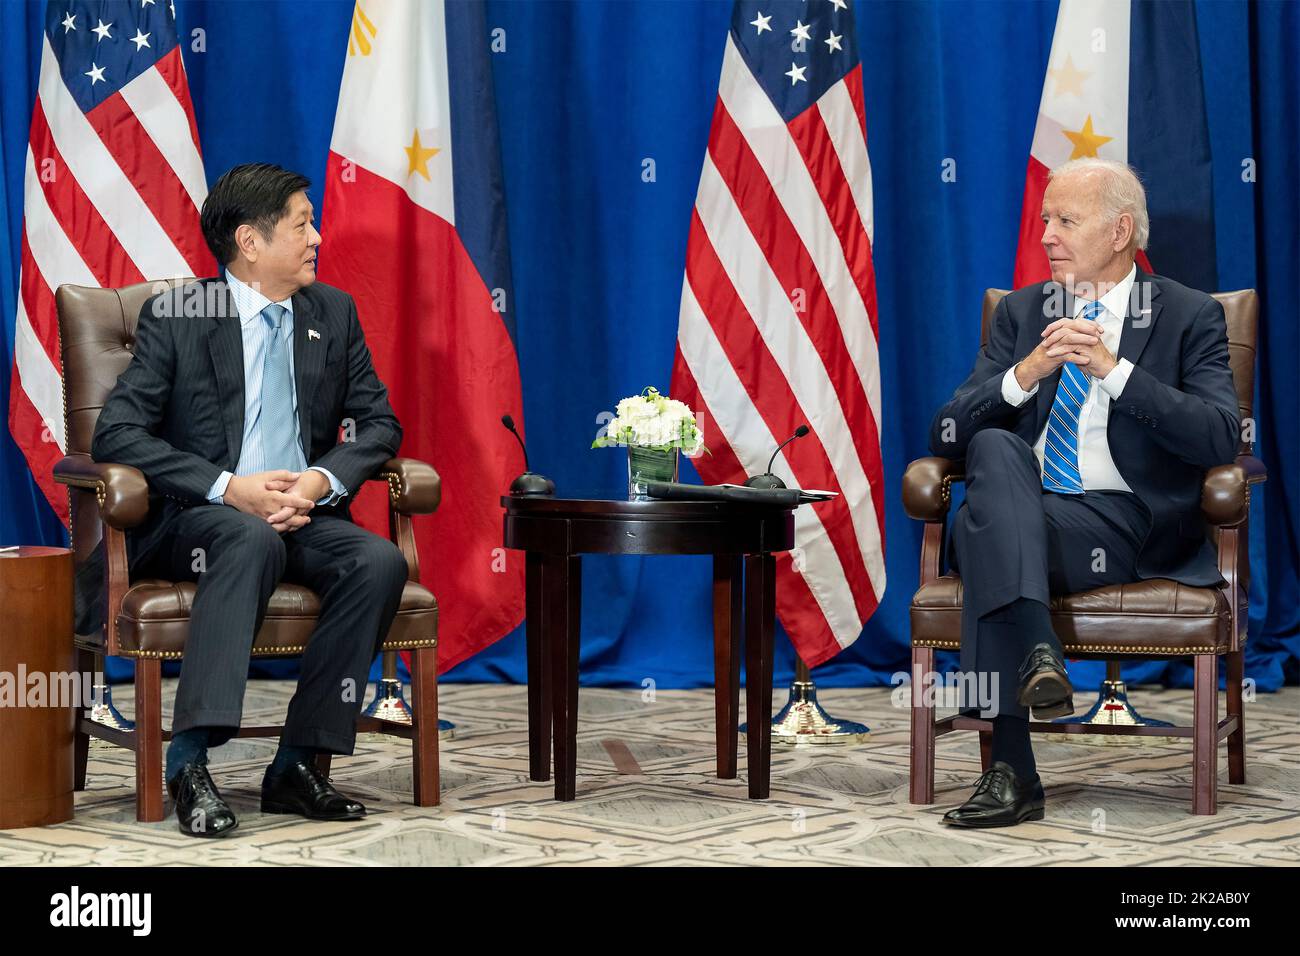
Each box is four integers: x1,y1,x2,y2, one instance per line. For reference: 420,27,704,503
502,414,555,496
744,424,810,490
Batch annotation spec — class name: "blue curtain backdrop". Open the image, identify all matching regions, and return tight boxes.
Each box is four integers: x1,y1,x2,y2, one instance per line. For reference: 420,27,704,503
2,0,1296,693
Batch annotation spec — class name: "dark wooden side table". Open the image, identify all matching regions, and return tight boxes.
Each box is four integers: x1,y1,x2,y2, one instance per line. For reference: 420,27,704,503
0,546,75,829
502,496,796,801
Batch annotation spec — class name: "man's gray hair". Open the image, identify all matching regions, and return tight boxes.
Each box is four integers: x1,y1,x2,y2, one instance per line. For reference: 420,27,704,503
1048,158,1150,251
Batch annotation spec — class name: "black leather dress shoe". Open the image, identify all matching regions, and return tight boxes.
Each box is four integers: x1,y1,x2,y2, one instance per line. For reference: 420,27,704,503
261,760,366,821
167,761,238,838
941,761,1046,828
1016,641,1075,719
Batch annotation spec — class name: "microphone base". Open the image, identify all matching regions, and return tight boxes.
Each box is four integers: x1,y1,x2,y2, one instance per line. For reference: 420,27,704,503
743,474,788,490
510,472,556,496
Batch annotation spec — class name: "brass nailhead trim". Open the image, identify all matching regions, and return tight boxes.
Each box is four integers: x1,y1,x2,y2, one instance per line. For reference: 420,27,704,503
116,637,438,660
382,471,401,507
57,474,107,508
912,639,1227,654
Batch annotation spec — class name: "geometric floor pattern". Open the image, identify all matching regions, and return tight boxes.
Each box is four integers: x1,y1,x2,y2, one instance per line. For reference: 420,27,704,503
1,681,1297,866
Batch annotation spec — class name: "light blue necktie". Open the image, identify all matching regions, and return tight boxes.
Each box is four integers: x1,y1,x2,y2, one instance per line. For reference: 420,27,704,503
1041,299,1104,495
258,304,305,473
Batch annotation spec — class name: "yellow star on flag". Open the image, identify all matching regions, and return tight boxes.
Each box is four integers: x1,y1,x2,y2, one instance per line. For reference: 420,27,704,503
1048,54,1090,97
1062,115,1114,159
405,130,439,180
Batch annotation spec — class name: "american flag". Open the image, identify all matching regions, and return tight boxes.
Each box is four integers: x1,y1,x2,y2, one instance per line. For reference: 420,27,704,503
9,0,211,522
671,0,884,667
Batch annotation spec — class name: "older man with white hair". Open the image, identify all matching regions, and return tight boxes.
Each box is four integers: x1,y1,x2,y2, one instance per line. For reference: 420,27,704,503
928,158,1240,827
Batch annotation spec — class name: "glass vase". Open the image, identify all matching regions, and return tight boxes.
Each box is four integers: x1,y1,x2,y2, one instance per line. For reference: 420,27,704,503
627,445,679,501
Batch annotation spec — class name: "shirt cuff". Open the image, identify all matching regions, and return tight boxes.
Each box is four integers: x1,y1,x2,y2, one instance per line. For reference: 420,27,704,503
207,471,234,504
1099,358,1134,400
1002,364,1039,407
308,466,348,506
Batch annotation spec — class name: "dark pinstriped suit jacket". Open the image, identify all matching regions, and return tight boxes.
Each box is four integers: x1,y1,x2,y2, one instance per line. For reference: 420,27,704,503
74,277,402,635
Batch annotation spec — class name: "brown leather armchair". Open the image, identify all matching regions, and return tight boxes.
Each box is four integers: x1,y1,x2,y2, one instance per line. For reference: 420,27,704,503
53,279,443,822
904,288,1265,815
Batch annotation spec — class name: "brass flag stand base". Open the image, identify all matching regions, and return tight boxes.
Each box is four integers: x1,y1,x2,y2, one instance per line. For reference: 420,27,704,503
740,658,869,746
362,652,454,739
87,654,133,730
89,680,134,731
1041,661,1176,746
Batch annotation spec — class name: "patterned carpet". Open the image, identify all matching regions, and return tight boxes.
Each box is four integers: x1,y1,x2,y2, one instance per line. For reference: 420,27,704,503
2,680,1297,866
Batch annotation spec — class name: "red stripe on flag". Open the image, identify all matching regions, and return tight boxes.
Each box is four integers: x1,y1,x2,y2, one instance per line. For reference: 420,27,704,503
317,154,524,674
28,100,145,289
7,365,67,523
672,350,863,667
787,103,879,339
19,238,62,374
671,345,747,486
707,100,885,531
685,215,877,622
83,92,212,277
154,47,203,156
842,64,869,145
773,548,862,668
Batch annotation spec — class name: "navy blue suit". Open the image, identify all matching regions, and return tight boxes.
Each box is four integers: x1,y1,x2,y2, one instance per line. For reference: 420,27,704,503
928,270,1240,717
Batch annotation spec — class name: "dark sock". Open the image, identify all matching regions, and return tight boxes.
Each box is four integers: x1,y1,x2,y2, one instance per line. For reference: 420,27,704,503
1008,596,1061,658
991,715,1037,781
269,743,316,776
166,727,211,782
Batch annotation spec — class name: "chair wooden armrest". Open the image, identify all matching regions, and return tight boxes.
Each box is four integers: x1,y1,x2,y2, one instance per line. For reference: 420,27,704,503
375,457,441,515
370,457,440,581
54,454,142,654
1202,454,1267,528
53,454,149,529
902,456,965,585
901,456,965,522
1203,455,1266,650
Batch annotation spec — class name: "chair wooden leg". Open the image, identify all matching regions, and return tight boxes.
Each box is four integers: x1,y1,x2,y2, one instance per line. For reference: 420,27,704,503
73,647,96,792
1226,649,1245,785
909,645,936,804
1192,653,1218,815
410,645,440,807
134,657,165,823
978,731,993,772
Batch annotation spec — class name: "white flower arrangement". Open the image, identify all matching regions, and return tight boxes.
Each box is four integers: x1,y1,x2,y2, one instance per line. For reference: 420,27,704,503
592,386,706,455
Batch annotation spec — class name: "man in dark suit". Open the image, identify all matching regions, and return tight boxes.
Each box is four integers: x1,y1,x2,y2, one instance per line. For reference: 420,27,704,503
85,163,410,837
927,158,1239,827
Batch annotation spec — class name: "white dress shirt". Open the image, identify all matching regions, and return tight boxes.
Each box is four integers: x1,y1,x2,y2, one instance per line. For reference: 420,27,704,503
1001,263,1137,493
205,271,346,506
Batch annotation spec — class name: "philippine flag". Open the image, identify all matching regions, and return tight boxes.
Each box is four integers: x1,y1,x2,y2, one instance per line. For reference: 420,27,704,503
1012,0,1217,291
318,0,525,672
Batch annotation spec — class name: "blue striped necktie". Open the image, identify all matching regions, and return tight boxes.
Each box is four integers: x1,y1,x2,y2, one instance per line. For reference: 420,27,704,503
1041,299,1104,495
259,304,305,472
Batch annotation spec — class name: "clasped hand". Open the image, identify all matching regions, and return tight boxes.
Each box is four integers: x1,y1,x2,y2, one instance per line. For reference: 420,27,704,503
223,469,329,533
1015,317,1117,391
